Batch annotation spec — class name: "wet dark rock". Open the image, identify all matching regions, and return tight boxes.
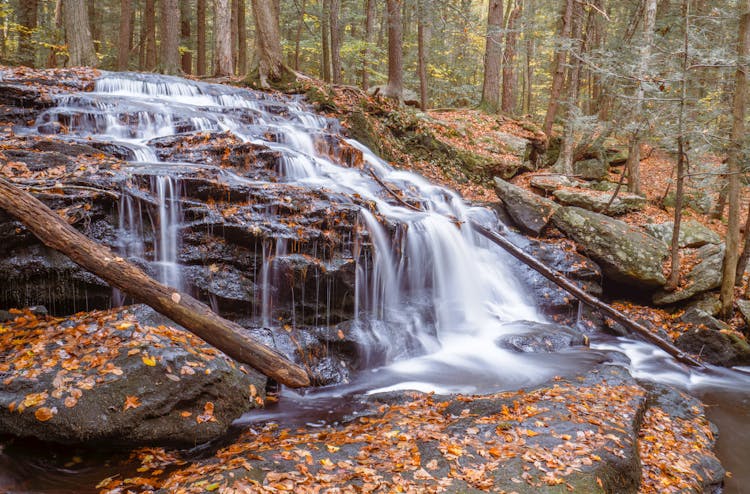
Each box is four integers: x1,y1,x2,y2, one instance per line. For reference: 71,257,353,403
0,306,265,446
676,326,750,366
552,207,668,288
653,244,724,306
494,177,559,235
679,308,731,332
496,321,588,353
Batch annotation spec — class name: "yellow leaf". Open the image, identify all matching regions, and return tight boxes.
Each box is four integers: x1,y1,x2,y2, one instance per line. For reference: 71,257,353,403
142,355,157,366
326,444,340,453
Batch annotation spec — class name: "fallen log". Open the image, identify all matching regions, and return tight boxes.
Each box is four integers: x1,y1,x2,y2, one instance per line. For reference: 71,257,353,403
367,168,703,368
0,178,311,388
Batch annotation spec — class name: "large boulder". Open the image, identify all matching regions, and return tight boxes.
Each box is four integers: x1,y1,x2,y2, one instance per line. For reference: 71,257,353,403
0,306,265,446
676,327,750,366
573,158,609,180
530,174,586,192
494,177,559,235
496,321,588,353
652,244,724,305
553,188,646,215
552,206,668,288
644,220,721,248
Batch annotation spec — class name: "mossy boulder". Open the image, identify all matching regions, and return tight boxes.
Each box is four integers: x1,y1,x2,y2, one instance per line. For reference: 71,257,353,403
553,188,646,215
494,177,559,235
652,244,724,306
552,207,668,288
644,220,721,248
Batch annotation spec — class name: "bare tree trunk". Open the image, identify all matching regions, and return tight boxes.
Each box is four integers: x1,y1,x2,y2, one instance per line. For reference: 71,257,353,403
523,0,535,115
294,0,306,71
180,0,192,74
237,0,247,75
480,0,504,112
362,0,375,90
624,0,657,195
197,0,207,75
45,0,64,68
321,0,332,81
0,179,310,388
213,0,233,76
118,0,133,70
553,0,584,174
666,0,690,291
18,0,38,67
383,0,404,101
501,0,522,114
144,0,157,70
64,0,97,67
543,0,574,137
87,0,100,48
159,0,180,74
736,199,750,286
251,0,284,87
721,0,750,318
417,0,429,110
330,0,342,84
231,0,239,72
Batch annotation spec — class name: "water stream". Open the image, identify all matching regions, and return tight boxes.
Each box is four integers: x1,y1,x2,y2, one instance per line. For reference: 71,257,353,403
2,72,750,492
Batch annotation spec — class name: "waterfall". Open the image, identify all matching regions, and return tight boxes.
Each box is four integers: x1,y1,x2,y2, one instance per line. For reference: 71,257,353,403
32,71,545,388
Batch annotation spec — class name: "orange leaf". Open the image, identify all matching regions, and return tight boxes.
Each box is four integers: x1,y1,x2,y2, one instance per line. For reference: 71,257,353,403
35,407,55,422
124,395,141,411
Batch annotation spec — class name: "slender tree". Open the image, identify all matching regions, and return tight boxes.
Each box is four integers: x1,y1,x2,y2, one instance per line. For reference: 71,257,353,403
17,0,38,67
480,0,503,112
501,0,523,114
720,0,750,318
362,0,375,90
330,0,342,83
63,0,97,67
383,0,404,101
197,0,207,75
180,0,192,74
237,0,247,75
321,0,332,81
417,0,430,110
144,0,157,70
543,0,574,137
117,0,133,70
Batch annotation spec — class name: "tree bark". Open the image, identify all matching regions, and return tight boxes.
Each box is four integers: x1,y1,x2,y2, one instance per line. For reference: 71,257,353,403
0,178,310,388
251,0,284,87
118,0,133,70
321,0,332,81
543,0,574,137
330,0,342,84
720,0,750,318
159,0,181,74
501,0,522,114
362,0,375,90
237,0,247,75
197,0,207,75
18,0,38,67
180,0,192,74
87,0,100,47
480,0,503,112
64,0,97,67
214,0,233,76
624,0,657,195
383,0,404,102
736,198,750,286
231,0,239,72
294,0,307,71
417,0,429,111
144,0,157,70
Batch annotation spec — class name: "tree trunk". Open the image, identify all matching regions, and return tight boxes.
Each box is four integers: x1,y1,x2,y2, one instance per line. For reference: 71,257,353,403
321,0,332,82
362,0,375,90
144,0,157,70
231,0,239,72
523,0,535,115
383,0,404,101
294,0,306,71
330,0,342,84
666,0,690,291
553,0,584,174
624,0,657,195
237,0,247,75
197,0,207,75
501,0,522,114
87,0,100,48
159,0,181,74
417,0,429,111
214,0,233,76
736,198,750,286
64,0,97,67
118,0,133,70
0,179,310,388
251,0,284,87
720,0,750,318
543,0,574,137
45,0,64,68
180,0,192,74
480,0,503,112
17,0,38,67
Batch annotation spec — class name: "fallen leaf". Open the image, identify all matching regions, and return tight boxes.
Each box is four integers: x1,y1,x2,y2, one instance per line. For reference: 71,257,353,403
35,407,55,422
124,395,141,411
